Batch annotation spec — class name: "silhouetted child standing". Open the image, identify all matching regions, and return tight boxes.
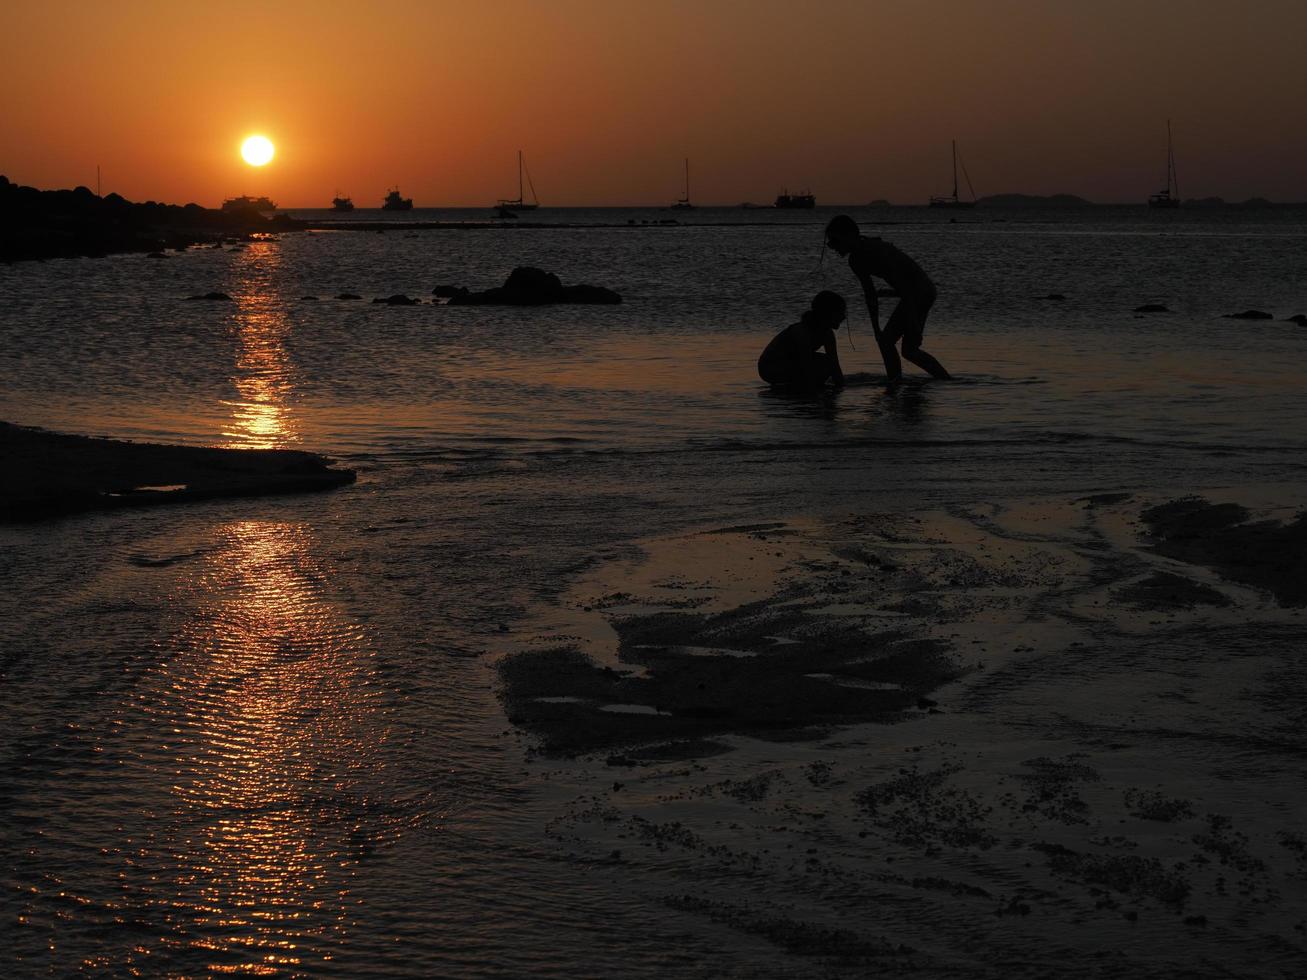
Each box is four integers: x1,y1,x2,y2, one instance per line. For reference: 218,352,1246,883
824,214,951,384
758,291,847,389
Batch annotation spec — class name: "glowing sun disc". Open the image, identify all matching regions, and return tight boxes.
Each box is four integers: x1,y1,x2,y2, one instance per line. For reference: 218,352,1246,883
241,135,275,167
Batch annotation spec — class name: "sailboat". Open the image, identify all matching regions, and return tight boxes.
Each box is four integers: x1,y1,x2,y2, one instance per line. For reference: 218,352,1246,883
1148,120,1181,209
670,158,694,209
928,140,976,208
497,150,539,211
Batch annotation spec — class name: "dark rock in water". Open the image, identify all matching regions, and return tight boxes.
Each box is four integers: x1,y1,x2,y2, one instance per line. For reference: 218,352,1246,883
432,284,469,298
1133,304,1169,313
559,283,623,304
1284,314,1306,325
1222,309,1273,320
227,246,245,252
373,294,419,305
0,421,354,521
146,251,167,259
185,291,232,302
336,292,362,300
1042,293,1066,301
300,295,319,301
447,266,622,306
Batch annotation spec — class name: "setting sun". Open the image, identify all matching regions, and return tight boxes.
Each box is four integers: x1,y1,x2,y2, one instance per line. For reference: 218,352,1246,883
240,135,275,167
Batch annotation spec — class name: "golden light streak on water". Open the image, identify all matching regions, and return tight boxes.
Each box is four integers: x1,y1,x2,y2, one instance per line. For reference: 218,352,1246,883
222,243,300,449
122,520,388,975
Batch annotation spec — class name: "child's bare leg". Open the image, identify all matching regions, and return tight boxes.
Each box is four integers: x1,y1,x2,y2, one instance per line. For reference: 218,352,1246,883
877,329,904,383
903,345,951,380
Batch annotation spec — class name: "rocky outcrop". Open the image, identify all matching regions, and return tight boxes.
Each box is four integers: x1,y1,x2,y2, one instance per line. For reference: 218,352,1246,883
373,294,420,305
1283,314,1306,326
445,266,622,306
1222,310,1273,320
0,421,354,521
0,175,301,263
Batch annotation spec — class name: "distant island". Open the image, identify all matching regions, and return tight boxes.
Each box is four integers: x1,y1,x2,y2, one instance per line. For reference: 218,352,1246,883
974,193,1094,207
0,176,299,263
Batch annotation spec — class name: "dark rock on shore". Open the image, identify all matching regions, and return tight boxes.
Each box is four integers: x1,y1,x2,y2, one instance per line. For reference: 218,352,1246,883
146,251,167,259
185,291,232,302
300,295,319,301
1285,314,1307,325
1222,309,1273,320
447,266,622,306
1133,304,1170,313
432,284,469,298
0,175,302,263
336,292,362,300
373,294,420,305
0,421,354,522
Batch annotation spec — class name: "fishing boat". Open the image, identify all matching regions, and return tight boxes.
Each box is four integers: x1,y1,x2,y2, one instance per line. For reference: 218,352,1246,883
496,151,539,211
928,141,976,208
382,187,413,211
1148,120,1181,209
221,195,277,213
670,158,694,209
331,192,354,211
774,189,815,209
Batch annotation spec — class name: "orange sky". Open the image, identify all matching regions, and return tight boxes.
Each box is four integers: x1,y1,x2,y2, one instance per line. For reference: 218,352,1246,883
3,0,1305,206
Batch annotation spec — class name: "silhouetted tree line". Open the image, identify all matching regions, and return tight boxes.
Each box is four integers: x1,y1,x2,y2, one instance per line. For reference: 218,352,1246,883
0,176,299,263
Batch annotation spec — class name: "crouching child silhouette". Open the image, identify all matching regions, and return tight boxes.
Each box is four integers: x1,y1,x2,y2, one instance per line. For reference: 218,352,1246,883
758,291,848,390
824,214,951,385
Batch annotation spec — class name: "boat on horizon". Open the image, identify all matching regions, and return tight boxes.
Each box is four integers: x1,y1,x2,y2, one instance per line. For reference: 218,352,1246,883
1148,120,1181,209
774,189,815,209
382,187,413,211
670,158,694,209
221,195,277,213
331,192,354,211
928,140,976,209
497,150,539,211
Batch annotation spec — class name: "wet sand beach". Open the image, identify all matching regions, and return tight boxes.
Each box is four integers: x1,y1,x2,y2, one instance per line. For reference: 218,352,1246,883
502,489,1307,977
3,209,1305,976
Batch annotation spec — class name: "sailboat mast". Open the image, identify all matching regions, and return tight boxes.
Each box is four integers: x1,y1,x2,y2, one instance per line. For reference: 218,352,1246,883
1167,120,1179,199
951,140,959,200
685,158,690,201
518,150,524,203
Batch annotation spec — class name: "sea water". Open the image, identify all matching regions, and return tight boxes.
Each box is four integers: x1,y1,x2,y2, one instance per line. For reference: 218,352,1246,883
2,206,1306,976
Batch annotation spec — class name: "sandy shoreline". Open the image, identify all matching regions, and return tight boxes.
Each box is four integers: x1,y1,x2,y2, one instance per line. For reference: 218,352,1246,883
0,421,355,521
498,490,1307,976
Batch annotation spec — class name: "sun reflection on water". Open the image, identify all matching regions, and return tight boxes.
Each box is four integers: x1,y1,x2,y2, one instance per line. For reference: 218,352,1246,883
222,243,300,449
127,520,393,975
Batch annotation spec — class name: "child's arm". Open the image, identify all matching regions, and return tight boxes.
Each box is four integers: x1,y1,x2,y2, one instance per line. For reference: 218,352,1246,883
857,271,882,338
825,331,846,386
